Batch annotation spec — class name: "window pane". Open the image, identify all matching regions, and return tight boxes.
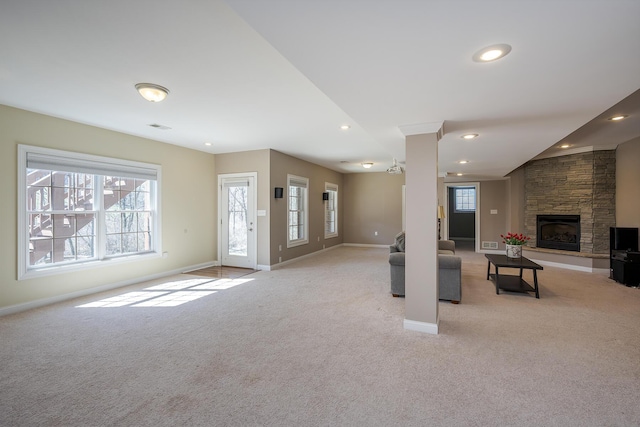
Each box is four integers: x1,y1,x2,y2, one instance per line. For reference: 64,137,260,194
122,233,138,253
455,187,476,212
105,212,121,234
104,177,154,257
106,234,121,255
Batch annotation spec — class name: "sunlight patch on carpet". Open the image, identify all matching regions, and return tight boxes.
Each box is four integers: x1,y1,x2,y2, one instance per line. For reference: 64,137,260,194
76,277,255,308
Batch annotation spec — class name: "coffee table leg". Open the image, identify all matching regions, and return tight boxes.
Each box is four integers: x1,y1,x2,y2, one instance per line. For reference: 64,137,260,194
533,270,539,299
495,266,500,294
487,260,491,280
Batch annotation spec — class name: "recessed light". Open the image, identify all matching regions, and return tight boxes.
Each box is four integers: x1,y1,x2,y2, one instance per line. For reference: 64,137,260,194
461,134,478,140
559,144,571,149
340,125,351,130
456,173,463,176
472,44,512,62
204,142,212,146
608,115,628,121
458,160,469,164
362,162,373,169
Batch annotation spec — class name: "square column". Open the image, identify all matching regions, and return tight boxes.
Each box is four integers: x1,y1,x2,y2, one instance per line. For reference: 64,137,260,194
400,123,442,334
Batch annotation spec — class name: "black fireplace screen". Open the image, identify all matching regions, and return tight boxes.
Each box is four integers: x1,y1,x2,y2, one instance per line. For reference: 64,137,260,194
536,215,580,252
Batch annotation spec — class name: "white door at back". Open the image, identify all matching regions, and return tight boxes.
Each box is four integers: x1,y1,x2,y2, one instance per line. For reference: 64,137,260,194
219,174,256,269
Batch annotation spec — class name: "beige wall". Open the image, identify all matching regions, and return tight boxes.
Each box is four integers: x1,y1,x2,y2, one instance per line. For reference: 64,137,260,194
343,172,405,245
479,180,510,249
0,105,217,310
214,150,271,267
269,150,343,265
616,137,640,229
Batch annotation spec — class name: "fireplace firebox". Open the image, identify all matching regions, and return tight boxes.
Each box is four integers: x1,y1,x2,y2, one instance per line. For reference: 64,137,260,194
536,215,580,252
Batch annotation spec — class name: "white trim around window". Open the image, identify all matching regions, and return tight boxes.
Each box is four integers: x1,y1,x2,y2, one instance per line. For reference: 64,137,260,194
287,174,309,248
17,144,162,280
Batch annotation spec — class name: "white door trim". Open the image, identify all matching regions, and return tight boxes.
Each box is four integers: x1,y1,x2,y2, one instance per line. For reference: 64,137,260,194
218,172,258,269
444,182,480,252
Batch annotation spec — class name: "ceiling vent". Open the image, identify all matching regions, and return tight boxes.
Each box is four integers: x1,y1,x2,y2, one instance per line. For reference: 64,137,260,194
148,123,172,130
387,158,404,175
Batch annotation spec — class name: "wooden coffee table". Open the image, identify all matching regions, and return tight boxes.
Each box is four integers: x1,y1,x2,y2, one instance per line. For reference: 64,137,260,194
485,254,543,298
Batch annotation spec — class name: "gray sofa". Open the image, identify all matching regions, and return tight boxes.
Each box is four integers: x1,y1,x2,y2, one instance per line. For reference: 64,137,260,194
389,234,462,303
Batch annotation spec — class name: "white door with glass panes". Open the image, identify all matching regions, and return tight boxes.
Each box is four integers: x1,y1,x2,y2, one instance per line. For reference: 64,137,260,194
219,173,257,269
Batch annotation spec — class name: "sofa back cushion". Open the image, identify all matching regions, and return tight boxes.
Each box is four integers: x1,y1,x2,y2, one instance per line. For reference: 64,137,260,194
394,231,406,252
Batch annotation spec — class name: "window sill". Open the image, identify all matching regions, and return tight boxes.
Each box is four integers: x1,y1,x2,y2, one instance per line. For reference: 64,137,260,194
287,239,309,249
18,251,162,281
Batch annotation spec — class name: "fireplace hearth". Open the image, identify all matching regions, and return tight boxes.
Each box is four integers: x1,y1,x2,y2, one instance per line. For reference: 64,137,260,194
537,215,581,252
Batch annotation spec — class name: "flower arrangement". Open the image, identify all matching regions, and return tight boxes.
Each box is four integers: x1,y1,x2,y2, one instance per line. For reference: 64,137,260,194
501,232,530,246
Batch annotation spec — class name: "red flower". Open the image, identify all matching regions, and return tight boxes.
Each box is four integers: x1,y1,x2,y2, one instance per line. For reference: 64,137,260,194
501,232,530,245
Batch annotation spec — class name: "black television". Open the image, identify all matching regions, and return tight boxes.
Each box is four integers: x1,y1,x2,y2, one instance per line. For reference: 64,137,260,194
610,227,639,253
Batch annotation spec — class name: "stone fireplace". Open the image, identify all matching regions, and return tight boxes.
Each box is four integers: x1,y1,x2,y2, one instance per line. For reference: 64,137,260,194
524,150,615,254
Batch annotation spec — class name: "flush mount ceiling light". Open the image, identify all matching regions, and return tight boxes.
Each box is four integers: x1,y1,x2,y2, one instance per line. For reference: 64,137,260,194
461,134,478,140
362,162,373,169
608,115,628,121
559,143,571,149
135,83,169,102
204,142,212,146
340,125,351,130
457,173,464,176
472,44,512,62
458,160,469,164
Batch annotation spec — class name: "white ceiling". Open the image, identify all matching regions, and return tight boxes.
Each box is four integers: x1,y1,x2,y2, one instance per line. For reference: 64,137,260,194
1,0,639,178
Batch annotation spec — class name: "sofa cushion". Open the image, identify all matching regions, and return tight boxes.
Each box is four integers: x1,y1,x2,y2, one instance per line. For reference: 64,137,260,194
438,249,455,255
394,231,406,252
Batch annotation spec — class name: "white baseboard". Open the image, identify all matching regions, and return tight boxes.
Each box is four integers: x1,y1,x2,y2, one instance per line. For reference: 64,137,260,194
181,260,218,273
270,244,343,270
404,318,439,335
0,261,218,317
526,258,609,274
343,243,389,249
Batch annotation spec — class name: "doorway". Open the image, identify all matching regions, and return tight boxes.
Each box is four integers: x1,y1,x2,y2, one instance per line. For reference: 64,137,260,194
218,173,257,269
444,183,480,252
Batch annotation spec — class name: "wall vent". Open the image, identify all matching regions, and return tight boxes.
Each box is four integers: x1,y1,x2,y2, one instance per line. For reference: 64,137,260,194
482,241,498,249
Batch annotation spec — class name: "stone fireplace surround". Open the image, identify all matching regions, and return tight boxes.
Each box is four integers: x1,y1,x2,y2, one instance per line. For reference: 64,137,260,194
523,150,615,255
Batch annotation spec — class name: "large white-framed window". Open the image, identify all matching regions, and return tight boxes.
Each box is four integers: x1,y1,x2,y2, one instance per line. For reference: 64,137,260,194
454,187,476,213
324,182,338,239
287,174,308,248
18,145,161,280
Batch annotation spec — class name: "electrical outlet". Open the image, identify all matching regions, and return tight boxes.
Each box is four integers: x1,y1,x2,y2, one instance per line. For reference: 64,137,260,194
279,245,282,251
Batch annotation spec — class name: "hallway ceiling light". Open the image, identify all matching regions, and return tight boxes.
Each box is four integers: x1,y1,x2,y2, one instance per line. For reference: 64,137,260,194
559,144,571,149
458,160,469,164
608,115,628,121
472,44,512,62
340,124,351,130
362,162,373,169
461,134,478,140
135,83,170,102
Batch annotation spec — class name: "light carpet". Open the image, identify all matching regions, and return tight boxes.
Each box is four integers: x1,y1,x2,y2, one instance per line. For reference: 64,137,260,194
1,246,639,426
